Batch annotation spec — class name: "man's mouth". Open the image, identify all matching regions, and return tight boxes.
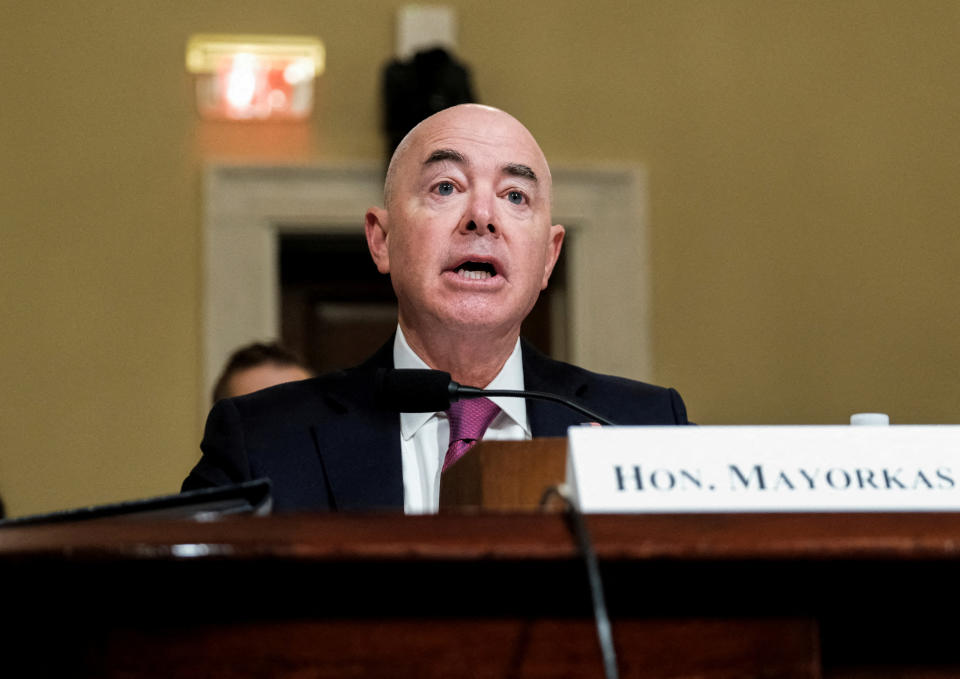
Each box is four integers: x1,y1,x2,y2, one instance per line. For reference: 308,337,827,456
453,261,498,281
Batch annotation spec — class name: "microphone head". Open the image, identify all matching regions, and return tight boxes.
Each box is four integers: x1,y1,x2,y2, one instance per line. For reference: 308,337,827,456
375,368,454,412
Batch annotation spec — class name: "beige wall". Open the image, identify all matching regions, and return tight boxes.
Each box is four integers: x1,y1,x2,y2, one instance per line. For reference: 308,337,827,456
2,1,958,517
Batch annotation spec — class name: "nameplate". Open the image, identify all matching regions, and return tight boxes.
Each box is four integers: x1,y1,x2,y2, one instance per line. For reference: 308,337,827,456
566,425,960,513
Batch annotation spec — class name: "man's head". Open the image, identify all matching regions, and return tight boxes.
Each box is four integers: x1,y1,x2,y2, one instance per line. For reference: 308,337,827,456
365,104,565,348
212,342,313,404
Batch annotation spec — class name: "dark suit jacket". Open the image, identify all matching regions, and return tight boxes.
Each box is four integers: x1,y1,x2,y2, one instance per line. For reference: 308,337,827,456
183,339,688,512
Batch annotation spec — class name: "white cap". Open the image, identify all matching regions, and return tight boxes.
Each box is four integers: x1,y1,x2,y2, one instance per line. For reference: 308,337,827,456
850,412,890,426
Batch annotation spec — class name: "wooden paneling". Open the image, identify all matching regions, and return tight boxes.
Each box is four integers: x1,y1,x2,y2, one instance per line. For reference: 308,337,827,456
4,513,960,677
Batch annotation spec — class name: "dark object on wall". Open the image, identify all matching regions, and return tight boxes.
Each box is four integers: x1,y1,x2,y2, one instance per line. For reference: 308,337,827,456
381,47,477,161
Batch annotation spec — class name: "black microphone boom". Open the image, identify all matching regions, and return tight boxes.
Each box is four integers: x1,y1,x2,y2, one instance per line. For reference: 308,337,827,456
452,383,616,426
375,368,616,426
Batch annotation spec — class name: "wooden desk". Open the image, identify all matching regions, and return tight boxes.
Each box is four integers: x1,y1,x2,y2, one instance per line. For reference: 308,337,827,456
3,512,960,678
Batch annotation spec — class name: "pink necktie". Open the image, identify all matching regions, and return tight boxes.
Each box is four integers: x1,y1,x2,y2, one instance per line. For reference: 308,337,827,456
442,397,501,472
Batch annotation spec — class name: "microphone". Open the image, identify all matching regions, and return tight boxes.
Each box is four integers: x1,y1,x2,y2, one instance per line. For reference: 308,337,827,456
374,368,616,425
374,367,457,412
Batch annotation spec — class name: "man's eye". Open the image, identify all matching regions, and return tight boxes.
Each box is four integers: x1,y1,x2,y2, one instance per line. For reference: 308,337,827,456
436,182,455,196
507,190,525,205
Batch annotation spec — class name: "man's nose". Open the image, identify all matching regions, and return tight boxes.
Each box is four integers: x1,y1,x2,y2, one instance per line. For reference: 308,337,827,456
464,219,497,235
461,192,498,236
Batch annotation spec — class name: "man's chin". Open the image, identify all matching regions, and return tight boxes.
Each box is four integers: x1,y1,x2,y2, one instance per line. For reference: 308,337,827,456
399,292,529,339
420,307,521,339
445,313,516,334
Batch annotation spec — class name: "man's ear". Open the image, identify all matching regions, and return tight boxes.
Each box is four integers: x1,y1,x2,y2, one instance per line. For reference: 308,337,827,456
540,224,566,289
365,207,391,274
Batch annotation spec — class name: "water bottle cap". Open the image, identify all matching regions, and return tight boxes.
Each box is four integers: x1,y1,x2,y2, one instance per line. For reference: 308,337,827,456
850,412,890,426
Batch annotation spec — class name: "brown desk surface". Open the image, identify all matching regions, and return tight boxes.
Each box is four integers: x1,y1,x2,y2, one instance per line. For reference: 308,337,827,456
3,512,959,679
3,511,960,561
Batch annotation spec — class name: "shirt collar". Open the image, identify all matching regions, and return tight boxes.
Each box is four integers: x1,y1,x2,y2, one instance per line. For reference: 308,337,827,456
393,326,529,439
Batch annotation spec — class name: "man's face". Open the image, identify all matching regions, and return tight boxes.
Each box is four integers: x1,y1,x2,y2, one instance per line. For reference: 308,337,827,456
366,105,564,341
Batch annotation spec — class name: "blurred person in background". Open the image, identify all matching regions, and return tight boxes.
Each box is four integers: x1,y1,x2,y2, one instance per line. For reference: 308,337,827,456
212,342,313,404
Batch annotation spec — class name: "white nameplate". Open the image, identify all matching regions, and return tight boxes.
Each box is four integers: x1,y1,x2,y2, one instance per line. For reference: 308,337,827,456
566,425,960,513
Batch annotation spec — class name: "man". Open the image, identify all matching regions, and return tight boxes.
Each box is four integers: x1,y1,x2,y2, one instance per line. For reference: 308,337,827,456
211,341,313,404
183,104,688,513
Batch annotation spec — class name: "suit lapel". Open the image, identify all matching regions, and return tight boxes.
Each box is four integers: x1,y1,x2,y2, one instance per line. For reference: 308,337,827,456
310,403,402,511
522,340,591,437
310,339,404,511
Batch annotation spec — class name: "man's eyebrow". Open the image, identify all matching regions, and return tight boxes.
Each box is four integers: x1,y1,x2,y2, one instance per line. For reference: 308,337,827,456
423,150,538,184
424,148,466,165
503,163,538,183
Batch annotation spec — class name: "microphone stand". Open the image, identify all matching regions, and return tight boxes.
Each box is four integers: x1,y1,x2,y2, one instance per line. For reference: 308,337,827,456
450,384,617,426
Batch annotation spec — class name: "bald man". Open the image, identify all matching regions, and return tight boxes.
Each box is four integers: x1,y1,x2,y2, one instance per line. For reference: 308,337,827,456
184,105,688,513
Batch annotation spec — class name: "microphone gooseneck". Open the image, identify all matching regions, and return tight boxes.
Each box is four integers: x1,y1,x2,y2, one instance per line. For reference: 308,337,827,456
375,368,616,425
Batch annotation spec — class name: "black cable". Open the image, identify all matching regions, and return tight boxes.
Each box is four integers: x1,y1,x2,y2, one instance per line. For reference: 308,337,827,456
540,486,619,679
455,385,616,426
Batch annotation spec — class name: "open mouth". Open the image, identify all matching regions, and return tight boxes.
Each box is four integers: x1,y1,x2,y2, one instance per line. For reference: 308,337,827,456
454,261,498,281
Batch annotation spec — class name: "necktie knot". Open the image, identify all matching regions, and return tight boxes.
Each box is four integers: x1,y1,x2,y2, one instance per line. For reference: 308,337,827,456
443,397,501,472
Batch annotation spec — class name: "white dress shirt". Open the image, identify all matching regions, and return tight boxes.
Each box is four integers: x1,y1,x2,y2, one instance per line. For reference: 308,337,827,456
394,326,531,514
